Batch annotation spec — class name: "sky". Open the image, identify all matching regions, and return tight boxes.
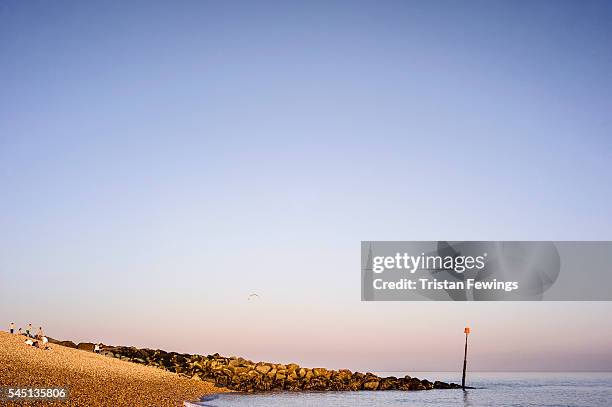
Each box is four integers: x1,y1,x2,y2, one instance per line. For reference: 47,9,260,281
1,0,611,372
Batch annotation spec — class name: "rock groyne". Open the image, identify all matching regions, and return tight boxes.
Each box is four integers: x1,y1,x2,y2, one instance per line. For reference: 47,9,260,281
95,344,461,392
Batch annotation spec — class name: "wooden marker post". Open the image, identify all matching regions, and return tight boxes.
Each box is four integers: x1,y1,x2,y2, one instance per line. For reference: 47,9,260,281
462,327,470,389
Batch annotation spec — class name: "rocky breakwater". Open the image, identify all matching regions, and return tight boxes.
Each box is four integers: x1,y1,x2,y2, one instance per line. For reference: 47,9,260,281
97,345,461,392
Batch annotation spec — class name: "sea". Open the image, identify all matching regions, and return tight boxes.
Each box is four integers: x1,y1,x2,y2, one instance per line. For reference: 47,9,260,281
188,372,612,407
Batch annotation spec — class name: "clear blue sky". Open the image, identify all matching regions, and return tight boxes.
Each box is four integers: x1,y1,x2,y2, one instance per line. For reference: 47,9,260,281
1,0,611,371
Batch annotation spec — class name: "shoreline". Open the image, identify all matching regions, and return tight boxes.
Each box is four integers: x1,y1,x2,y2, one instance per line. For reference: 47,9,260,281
1,330,464,406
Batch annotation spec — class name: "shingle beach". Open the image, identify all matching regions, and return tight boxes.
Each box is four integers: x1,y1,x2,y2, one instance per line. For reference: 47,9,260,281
0,331,226,406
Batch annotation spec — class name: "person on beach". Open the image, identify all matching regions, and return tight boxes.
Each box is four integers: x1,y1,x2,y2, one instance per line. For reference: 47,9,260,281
42,336,50,350
18,328,22,335
94,344,101,353
37,326,43,339
26,323,32,338
10,322,15,334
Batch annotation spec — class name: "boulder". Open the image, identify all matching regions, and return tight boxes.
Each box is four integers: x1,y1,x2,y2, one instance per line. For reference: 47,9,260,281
363,380,380,390
255,364,272,374
77,343,96,352
313,367,327,377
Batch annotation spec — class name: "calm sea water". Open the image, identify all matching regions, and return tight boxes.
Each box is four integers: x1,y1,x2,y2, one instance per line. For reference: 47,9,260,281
189,372,612,407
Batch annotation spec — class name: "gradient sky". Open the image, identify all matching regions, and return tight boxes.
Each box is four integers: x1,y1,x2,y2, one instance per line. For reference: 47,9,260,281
1,0,612,372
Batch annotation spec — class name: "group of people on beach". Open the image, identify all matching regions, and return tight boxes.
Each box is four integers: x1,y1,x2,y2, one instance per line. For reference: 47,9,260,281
9,322,50,350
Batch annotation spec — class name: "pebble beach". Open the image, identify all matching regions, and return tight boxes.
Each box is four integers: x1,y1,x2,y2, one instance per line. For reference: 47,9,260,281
0,331,227,406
